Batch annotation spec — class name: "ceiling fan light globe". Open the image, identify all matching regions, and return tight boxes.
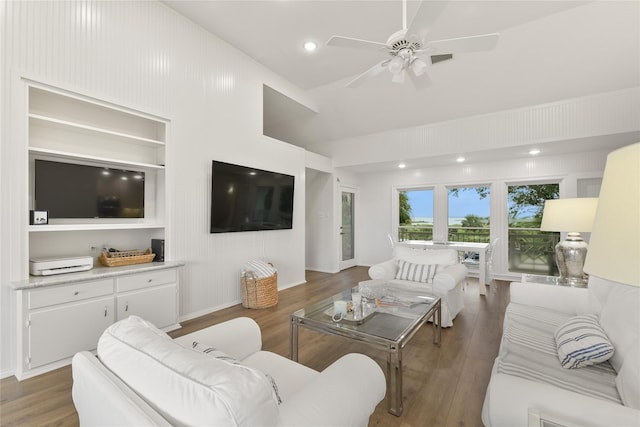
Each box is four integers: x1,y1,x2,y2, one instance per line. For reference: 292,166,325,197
392,69,405,83
388,56,405,75
411,58,427,76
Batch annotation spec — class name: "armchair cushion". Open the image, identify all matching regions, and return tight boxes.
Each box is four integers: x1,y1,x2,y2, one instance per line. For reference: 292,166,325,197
432,263,468,293
97,316,279,426
368,260,396,281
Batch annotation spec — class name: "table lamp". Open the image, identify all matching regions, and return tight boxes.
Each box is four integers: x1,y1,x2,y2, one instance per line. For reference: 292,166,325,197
540,197,598,287
583,143,640,287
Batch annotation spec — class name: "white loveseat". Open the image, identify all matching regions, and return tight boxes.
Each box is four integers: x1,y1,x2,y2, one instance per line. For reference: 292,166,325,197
482,276,640,427
366,246,468,327
72,315,386,426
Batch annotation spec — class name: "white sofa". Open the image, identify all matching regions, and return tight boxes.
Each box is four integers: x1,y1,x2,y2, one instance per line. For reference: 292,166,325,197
482,276,640,427
366,246,468,327
72,315,386,426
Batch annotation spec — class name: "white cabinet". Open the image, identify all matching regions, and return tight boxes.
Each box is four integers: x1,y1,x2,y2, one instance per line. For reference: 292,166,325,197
15,264,181,380
116,284,178,329
28,296,114,369
116,269,179,329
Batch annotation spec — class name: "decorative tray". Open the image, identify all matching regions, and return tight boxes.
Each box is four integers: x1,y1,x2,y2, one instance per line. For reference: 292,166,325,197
324,302,376,325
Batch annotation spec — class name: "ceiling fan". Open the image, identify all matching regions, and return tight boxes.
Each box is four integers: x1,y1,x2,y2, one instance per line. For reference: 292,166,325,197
327,0,500,89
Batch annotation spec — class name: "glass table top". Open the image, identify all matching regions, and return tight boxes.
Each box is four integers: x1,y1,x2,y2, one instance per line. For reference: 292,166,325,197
291,286,439,343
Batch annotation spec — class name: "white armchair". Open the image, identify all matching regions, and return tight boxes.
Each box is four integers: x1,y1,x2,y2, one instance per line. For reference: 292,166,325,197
366,246,468,327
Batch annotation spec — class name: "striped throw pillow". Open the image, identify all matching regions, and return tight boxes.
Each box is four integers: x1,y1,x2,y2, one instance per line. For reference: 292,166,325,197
554,314,614,369
395,260,440,283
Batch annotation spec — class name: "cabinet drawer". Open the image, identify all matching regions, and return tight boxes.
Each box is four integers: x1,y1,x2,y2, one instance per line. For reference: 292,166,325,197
116,268,177,293
29,279,113,309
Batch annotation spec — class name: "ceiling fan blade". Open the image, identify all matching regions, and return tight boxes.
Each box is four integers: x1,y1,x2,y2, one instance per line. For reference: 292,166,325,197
408,68,432,90
346,60,389,88
424,33,500,54
406,0,450,40
327,35,387,51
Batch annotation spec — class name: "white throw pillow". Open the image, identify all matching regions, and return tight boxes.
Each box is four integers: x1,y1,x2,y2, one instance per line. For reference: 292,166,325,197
98,316,279,426
395,260,440,283
554,314,614,369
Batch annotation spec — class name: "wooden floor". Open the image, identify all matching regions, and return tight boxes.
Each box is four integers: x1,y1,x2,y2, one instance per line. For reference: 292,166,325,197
0,266,510,427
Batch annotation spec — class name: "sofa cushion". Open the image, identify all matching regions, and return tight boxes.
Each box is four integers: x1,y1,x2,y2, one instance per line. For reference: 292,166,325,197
393,246,458,266
395,260,440,283
97,316,279,426
597,279,640,372
554,314,614,369
497,303,621,404
615,339,640,410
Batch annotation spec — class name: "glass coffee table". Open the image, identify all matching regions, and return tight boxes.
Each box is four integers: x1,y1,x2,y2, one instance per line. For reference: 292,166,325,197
290,285,441,416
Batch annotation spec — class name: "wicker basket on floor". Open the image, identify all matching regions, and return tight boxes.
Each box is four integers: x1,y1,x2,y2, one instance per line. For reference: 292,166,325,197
241,268,278,309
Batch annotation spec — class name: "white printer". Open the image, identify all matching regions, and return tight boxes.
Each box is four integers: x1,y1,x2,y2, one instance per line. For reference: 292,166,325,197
29,255,94,276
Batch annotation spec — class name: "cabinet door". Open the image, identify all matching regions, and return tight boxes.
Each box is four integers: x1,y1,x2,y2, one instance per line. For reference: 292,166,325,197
28,296,114,369
117,283,177,329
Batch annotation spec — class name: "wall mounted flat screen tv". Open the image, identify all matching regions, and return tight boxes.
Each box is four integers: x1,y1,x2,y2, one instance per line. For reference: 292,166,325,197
34,159,145,219
210,160,294,233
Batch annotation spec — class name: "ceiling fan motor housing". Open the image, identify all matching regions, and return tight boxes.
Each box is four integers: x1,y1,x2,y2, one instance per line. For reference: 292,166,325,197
387,29,423,56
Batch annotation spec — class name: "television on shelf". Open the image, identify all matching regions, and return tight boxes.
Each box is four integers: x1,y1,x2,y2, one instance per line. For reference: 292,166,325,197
34,159,145,219
210,160,294,233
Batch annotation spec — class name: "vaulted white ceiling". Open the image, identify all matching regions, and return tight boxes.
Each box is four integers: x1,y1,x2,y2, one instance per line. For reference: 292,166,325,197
164,1,640,166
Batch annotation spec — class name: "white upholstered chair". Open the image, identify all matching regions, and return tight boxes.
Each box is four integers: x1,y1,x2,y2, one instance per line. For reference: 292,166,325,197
365,246,468,327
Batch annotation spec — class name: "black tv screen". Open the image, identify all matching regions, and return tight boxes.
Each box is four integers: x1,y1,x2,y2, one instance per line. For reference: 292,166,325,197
35,160,145,219
210,160,294,233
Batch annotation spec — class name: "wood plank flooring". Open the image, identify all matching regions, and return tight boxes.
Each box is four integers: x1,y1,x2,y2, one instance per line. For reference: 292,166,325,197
0,266,510,427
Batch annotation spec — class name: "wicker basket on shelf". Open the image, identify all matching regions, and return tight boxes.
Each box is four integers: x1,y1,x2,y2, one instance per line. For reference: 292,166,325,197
99,248,155,267
241,265,278,309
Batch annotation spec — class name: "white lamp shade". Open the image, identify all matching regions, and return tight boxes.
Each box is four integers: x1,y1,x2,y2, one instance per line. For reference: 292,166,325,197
540,198,599,232
583,143,640,286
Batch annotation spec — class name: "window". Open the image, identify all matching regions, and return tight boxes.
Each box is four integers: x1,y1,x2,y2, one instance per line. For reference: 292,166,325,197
398,189,433,241
507,183,560,275
447,186,490,243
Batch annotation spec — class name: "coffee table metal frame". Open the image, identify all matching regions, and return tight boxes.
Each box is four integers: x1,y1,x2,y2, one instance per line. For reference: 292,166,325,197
290,289,441,416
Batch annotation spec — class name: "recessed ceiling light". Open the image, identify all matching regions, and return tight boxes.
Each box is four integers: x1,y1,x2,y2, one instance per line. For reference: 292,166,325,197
398,163,406,169
303,41,317,52
456,156,465,163
529,149,541,155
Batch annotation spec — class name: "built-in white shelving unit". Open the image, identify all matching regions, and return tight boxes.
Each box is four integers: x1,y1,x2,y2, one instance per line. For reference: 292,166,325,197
14,80,178,381
27,82,169,256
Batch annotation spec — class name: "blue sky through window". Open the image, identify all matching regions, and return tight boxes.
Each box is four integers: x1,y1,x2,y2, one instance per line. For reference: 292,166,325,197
405,188,490,220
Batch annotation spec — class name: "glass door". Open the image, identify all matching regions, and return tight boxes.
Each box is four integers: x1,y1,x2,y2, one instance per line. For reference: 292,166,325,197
340,188,357,270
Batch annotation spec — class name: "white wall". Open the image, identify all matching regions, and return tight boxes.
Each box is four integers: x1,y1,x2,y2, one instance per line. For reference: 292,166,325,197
305,169,334,272
0,1,308,377
353,149,609,279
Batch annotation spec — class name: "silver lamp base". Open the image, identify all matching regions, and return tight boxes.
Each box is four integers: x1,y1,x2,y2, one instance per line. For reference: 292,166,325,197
555,232,589,287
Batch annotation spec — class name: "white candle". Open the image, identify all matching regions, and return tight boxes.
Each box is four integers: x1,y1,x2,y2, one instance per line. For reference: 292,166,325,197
334,300,348,317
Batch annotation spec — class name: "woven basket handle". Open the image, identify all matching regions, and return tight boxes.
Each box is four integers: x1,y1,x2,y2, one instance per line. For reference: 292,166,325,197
244,270,258,284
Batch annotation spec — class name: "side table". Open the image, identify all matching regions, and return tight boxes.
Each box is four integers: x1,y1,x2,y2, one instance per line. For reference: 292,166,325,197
521,273,569,286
